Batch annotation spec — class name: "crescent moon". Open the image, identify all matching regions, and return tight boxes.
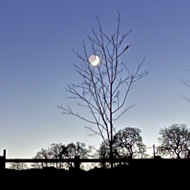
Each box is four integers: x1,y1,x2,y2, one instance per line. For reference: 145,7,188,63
89,55,101,66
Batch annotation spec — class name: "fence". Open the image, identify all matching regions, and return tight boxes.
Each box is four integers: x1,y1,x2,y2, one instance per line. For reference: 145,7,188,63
0,149,132,170
1,149,190,171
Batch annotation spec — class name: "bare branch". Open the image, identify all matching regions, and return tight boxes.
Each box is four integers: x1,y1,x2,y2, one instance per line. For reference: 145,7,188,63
60,12,148,164
59,105,97,125
113,104,135,121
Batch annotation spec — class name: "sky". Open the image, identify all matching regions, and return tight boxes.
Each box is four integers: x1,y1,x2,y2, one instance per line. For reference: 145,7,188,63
1,0,190,158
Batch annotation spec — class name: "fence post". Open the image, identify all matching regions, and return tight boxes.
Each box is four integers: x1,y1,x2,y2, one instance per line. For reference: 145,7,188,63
74,156,80,170
0,149,6,171
153,144,156,158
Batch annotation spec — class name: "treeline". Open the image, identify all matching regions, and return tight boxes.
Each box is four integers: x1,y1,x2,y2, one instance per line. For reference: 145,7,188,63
9,123,190,170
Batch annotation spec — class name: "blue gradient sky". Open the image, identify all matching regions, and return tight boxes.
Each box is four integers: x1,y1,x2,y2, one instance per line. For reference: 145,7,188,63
1,0,190,158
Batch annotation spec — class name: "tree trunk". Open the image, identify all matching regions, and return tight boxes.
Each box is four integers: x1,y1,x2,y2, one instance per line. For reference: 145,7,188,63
110,140,113,169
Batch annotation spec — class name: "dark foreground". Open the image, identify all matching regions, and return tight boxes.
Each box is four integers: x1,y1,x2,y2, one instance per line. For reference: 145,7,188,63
0,159,189,188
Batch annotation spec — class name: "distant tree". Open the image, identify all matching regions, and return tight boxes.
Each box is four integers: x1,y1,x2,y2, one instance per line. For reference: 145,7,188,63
114,127,146,158
49,143,65,169
98,141,119,168
98,127,146,168
32,142,95,170
32,148,52,168
157,124,190,159
98,142,110,160
59,12,148,168
65,142,95,169
49,143,64,159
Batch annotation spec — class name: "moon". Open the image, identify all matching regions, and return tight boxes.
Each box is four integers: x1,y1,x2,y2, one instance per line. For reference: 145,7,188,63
89,55,101,67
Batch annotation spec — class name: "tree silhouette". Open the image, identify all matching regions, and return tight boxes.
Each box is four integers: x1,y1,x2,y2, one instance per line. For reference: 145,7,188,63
98,127,146,165
64,142,95,169
157,124,190,159
114,127,146,158
32,148,52,168
98,140,121,168
49,143,65,169
32,142,95,170
59,12,148,167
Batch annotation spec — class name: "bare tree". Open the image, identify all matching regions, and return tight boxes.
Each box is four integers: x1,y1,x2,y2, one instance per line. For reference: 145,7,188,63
114,127,146,158
157,124,190,159
49,143,65,169
59,12,148,167
32,148,52,168
98,127,146,168
65,142,94,169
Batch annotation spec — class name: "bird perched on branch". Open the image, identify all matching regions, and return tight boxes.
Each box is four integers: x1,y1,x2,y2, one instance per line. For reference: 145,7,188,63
125,45,130,51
